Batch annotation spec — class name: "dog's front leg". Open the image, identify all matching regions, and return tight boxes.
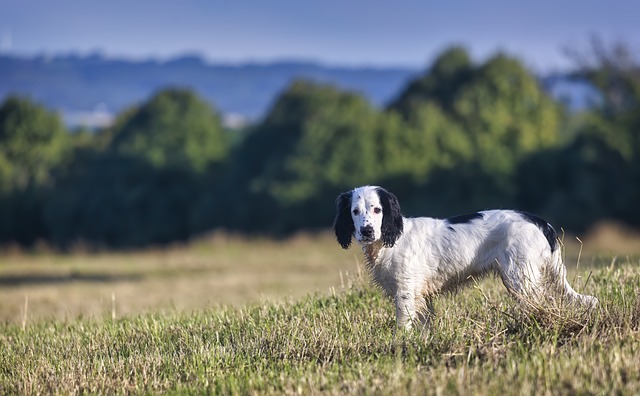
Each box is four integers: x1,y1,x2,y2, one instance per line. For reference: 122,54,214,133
415,297,435,336
395,291,417,330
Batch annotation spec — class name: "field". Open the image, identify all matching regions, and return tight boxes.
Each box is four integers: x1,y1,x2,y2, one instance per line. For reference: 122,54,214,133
1,231,639,394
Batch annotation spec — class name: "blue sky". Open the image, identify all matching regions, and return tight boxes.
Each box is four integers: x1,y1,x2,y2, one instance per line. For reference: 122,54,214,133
1,1,638,71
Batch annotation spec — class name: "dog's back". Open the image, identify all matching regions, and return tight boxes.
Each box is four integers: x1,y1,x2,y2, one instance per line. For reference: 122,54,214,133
377,210,556,296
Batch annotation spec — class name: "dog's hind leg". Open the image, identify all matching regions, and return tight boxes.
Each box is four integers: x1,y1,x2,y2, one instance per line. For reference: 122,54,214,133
546,249,599,308
495,255,547,306
499,251,599,309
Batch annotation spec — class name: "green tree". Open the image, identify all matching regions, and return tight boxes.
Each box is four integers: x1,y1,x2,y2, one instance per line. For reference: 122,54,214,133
517,39,640,230
199,80,406,233
110,88,228,172
392,49,561,175
42,88,229,248
0,96,71,244
0,95,70,192
567,38,640,159
452,54,560,177
386,49,562,211
517,134,631,231
239,80,388,203
385,103,472,178
45,152,199,248
388,46,474,118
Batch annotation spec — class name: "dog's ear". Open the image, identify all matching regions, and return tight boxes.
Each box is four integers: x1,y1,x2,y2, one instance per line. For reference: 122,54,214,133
377,187,403,248
333,191,354,249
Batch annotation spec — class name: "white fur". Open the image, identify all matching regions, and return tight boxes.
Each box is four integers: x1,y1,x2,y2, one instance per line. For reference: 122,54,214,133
336,185,598,330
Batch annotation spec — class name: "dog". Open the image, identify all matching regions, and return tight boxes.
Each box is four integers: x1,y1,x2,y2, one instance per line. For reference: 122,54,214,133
333,185,598,330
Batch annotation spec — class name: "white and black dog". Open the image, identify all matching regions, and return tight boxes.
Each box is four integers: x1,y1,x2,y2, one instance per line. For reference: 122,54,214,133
333,185,598,330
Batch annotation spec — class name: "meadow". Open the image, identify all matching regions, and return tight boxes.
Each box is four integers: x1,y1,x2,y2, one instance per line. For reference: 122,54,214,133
0,229,639,394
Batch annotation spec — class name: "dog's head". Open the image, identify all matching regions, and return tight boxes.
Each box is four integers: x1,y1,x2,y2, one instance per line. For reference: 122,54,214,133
333,186,403,249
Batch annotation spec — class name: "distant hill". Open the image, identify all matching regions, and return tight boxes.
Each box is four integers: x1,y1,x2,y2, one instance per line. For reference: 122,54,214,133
0,53,416,127
0,53,593,128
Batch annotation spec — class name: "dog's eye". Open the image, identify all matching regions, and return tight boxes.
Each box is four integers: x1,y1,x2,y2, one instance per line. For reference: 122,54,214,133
373,207,382,214
352,209,360,215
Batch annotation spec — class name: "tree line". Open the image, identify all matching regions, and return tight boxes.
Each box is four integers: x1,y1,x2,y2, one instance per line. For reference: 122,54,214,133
1,44,638,248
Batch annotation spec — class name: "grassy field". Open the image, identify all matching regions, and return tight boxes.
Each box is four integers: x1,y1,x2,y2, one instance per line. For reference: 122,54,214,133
0,233,356,324
1,232,639,394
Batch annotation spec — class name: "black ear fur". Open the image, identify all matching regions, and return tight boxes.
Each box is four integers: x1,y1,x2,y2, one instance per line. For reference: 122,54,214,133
376,187,403,248
333,191,354,249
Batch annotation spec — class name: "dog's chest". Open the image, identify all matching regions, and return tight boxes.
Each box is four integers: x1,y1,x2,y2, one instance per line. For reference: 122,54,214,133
371,263,398,296
364,244,399,296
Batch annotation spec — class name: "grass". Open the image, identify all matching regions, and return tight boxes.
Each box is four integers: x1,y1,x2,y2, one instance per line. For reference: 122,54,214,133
0,233,354,323
0,234,639,394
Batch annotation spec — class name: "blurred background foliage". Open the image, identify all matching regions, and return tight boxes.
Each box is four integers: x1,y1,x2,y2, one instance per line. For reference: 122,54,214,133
1,43,638,248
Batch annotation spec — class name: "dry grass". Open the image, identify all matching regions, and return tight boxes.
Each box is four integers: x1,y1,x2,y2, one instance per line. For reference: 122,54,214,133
0,232,359,323
552,222,640,272
579,221,640,255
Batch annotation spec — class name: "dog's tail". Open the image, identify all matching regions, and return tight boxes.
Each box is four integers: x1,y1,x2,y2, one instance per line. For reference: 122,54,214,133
548,248,599,308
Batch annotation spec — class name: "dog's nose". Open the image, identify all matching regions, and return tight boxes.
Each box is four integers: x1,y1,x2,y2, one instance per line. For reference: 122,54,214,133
361,225,374,239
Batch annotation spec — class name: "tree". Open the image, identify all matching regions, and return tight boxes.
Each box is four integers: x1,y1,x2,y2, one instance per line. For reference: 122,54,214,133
110,88,229,172
388,46,473,119
375,102,473,198
517,39,640,231
201,80,406,233
239,81,388,200
0,96,71,244
386,49,562,211
394,49,561,171
452,53,560,178
0,95,70,192
516,134,631,231
41,88,229,248
566,37,640,160
45,152,199,248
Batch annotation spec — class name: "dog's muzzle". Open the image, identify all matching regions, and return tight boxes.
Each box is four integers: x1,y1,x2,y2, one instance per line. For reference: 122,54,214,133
360,225,375,242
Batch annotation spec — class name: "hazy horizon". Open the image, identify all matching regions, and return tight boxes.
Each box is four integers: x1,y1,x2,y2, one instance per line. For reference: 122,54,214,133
2,1,639,72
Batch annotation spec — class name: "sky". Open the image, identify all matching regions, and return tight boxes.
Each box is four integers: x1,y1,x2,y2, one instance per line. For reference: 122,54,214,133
1,0,639,71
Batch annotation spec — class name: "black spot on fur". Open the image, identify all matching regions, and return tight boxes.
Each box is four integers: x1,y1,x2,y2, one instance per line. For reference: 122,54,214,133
517,211,558,252
376,187,403,248
333,191,354,249
446,212,484,227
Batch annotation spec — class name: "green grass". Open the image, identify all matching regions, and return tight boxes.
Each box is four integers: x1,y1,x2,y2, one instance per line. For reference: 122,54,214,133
1,256,639,394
